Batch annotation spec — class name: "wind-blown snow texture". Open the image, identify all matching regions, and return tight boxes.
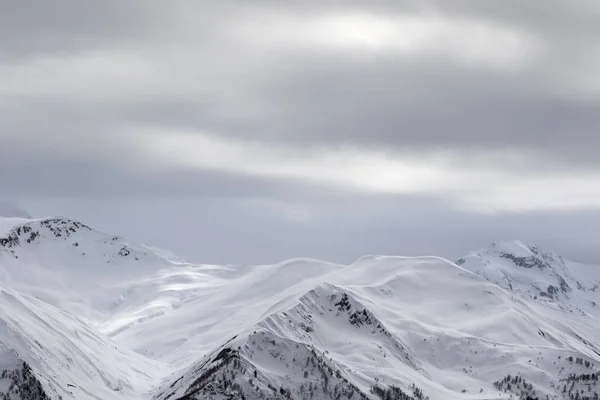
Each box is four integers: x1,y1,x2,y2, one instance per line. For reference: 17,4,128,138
1,215,600,400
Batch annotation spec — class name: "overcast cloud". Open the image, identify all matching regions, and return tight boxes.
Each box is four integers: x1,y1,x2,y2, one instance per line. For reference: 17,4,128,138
1,1,599,264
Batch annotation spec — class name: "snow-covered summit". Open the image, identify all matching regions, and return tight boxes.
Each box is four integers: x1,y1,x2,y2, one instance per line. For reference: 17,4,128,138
0,216,181,322
0,216,175,269
458,240,600,316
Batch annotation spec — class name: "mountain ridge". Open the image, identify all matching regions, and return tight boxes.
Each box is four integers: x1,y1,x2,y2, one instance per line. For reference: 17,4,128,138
1,216,600,399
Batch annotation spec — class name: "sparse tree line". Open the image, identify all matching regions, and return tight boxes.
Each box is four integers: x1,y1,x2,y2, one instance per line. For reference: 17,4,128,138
371,383,428,400
159,340,379,400
493,374,539,400
566,356,594,369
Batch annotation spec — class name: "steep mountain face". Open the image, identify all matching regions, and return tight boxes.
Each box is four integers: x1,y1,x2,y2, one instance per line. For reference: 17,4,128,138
0,282,166,400
153,329,374,400
1,216,600,400
0,350,49,400
152,281,425,400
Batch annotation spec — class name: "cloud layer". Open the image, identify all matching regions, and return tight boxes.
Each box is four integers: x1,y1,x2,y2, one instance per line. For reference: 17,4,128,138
1,1,599,262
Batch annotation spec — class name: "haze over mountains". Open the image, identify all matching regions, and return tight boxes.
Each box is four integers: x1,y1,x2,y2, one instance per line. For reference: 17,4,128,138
0,209,599,400
0,202,31,219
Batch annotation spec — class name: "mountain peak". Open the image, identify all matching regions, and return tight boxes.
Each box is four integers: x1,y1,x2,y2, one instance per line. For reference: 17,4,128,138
457,240,562,267
484,240,564,270
458,240,600,318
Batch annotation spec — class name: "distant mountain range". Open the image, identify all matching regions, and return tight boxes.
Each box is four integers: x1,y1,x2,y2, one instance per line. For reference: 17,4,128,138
1,213,599,400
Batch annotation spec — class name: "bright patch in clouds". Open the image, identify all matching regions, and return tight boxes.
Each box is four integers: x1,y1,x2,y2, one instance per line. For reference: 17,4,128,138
236,11,540,70
135,130,600,213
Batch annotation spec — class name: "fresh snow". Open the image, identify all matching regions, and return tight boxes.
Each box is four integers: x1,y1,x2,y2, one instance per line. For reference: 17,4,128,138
0,282,167,400
1,217,600,399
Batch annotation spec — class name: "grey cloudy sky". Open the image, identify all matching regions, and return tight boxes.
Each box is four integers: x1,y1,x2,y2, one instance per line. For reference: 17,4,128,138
1,1,600,264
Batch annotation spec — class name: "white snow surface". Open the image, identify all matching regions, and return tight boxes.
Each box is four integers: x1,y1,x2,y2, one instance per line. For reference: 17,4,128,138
1,216,600,400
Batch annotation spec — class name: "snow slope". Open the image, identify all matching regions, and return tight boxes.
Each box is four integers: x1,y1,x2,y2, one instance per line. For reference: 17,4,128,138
0,282,166,400
1,215,600,400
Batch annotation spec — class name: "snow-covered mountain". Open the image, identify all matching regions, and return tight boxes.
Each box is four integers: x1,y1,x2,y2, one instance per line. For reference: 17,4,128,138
0,282,165,400
0,217,178,322
458,241,600,317
1,216,600,400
